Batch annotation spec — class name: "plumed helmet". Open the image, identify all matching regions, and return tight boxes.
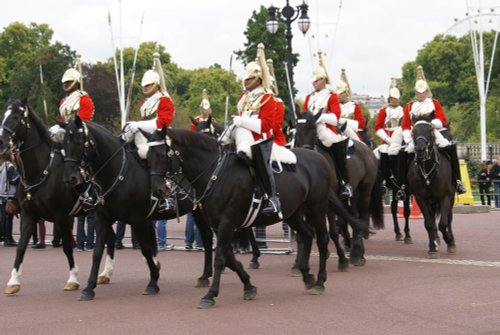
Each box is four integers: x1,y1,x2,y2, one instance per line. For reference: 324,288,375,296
243,61,262,81
141,69,160,87
311,50,330,83
415,65,432,96
389,78,400,99
200,89,211,109
335,80,349,95
267,58,279,96
61,68,81,83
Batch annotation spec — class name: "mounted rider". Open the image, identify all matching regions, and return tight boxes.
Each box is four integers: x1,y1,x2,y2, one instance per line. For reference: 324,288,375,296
230,43,283,216
301,51,353,199
189,89,216,132
387,65,467,198
50,54,94,141
335,68,368,144
374,78,404,192
122,53,176,211
267,58,287,147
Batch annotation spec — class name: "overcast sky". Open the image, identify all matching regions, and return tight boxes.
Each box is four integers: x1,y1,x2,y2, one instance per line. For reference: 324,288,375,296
1,0,498,99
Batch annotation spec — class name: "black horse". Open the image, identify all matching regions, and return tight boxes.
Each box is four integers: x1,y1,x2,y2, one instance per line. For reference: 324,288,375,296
0,99,89,294
407,120,456,258
61,118,214,300
382,152,412,244
144,127,367,308
191,117,263,269
294,111,384,266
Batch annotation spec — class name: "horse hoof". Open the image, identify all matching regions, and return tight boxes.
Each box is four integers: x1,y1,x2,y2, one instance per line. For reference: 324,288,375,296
395,233,404,241
4,284,20,295
289,267,301,277
248,261,260,269
350,257,366,266
428,251,439,259
304,275,316,290
78,291,95,301
308,285,325,295
404,237,413,244
142,285,160,295
97,276,110,285
244,286,257,300
195,278,210,288
63,282,80,291
198,298,215,309
447,245,457,254
338,259,349,272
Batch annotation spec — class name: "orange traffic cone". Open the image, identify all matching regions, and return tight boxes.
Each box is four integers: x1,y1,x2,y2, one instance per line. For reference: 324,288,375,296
397,196,424,219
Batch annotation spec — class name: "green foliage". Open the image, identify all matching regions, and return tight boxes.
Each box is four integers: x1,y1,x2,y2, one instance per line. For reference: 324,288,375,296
400,32,500,143
234,6,299,109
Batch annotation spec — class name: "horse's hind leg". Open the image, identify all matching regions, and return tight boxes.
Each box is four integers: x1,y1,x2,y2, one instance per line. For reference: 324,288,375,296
58,216,80,291
4,213,36,294
97,225,116,285
327,210,348,272
247,228,261,269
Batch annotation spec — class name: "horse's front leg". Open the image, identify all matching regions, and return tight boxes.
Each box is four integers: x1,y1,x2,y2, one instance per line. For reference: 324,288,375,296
391,193,403,241
309,208,329,294
97,224,116,285
4,211,36,294
403,197,413,244
135,220,160,295
416,196,439,258
192,209,213,288
199,219,234,309
288,214,315,290
58,216,80,291
79,213,108,301
439,197,456,254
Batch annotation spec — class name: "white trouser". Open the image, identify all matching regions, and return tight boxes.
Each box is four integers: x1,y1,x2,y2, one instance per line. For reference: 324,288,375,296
316,123,345,147
121,119,158,159
388,127,450,156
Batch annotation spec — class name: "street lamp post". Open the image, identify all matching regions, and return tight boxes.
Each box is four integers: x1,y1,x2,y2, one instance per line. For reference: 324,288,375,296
267,1,311,127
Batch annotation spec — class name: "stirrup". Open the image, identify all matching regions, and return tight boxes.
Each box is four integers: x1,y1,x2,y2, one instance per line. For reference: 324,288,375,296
340,183,353,200
396,187,406,201
456,181,467,195
261,197,281,216
82,197,95,211
158,197,176,212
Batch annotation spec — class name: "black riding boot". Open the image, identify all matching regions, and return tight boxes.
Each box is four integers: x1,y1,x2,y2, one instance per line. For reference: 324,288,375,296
443,144,467,194
251,138,281,216
330,139,353,200
389,154,407,200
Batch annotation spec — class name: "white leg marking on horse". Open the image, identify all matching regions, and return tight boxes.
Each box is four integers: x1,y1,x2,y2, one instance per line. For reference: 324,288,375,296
98,255,114,278
67,265,80,285
7,267,22,286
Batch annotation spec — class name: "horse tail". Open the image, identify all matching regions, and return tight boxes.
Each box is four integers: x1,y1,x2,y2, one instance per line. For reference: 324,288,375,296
370,171,385,229
327,191,368,234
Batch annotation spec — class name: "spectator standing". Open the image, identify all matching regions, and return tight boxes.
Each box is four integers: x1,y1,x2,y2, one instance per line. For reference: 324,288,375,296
0,153,19,246
184,213,203,250
76,210,95,251
490,158,500,208
477,161,493,207
156,220,174,251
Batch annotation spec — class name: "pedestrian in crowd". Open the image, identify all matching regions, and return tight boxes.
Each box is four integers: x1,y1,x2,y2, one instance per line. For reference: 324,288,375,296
31,219,47,249
490,158,500,208
184,213,203,250
76,210,95,251
156,220,174,251
0,153,19,246
477,161,493,207
115,221,139,249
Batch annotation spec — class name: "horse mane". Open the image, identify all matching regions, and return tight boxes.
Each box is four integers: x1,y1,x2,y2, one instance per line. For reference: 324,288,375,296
169,128,218,151
27,106,51,144
299,111,318,130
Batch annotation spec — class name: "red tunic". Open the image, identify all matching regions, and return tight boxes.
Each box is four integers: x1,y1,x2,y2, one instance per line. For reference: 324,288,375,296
401,99,446,131
238,91,275,141
352,103,366,130
273,99,286,146
302,91,341,133
58,93,94,122
150,96,175,129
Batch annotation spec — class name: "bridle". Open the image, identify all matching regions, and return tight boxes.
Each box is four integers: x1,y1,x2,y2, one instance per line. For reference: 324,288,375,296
148,131,228,209
0,103,55,200
64,121,127,206
413,120,440,185
295,118,316,150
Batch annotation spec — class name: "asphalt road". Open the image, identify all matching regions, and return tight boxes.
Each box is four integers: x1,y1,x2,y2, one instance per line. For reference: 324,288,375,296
1,212,499,335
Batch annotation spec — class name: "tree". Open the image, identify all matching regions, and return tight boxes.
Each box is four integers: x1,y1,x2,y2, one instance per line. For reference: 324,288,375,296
0,22,75,123
235,6,299,107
